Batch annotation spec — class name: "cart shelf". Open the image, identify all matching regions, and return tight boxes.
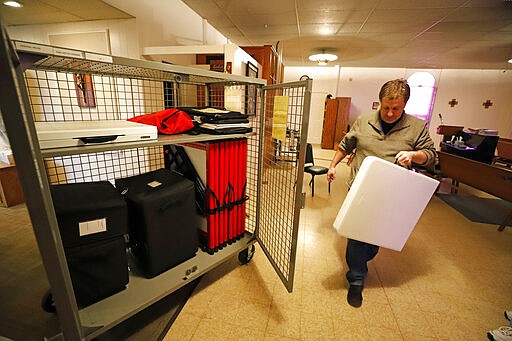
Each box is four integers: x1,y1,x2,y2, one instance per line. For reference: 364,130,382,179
40,132,256,157
80,233,255,339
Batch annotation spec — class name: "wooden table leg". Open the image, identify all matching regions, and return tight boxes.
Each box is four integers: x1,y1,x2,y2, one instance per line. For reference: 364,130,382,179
498,210,512,232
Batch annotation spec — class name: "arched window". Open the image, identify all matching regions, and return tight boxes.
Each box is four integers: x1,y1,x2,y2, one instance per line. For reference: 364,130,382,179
405,72,436,124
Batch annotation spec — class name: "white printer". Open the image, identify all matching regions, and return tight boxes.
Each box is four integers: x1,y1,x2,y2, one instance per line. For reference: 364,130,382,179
35,120,158,149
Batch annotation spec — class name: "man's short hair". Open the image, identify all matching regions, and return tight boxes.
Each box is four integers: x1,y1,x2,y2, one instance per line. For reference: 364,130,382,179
379,79,410,102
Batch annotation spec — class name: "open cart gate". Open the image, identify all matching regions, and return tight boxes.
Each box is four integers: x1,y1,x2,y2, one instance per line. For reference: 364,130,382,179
254,80,312,292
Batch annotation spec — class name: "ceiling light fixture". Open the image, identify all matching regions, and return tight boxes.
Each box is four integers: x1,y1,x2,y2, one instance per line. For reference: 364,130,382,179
508,58,512,64
3,1,22,7
308,52,338,65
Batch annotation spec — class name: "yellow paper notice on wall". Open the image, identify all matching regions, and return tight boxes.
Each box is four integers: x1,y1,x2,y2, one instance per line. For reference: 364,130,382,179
272,96,289,141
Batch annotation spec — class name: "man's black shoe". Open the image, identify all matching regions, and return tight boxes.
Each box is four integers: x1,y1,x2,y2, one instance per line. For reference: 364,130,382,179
347,285,363,307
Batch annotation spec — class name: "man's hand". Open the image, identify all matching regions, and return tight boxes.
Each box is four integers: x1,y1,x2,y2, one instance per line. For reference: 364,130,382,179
327,149,347,182
327,168,336,182
395,151,414,166
395,150,427,166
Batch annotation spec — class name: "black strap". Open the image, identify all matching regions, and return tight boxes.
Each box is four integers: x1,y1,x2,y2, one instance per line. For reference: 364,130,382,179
204,182,249,215
161,109,180,129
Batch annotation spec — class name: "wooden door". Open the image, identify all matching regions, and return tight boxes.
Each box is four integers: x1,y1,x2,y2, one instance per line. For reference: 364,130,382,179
321,98,338,149
321,97,350,149
334,97,351,147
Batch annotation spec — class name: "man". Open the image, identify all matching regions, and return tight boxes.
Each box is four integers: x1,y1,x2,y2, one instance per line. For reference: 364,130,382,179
327,79,437,308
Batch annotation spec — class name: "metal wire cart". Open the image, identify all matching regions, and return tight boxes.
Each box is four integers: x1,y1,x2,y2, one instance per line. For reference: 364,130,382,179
0,21,312,340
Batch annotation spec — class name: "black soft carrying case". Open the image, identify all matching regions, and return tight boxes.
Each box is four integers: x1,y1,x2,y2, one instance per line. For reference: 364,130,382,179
115,168,199,278
66,236,128,308
50,181,129,308
51,182,128,247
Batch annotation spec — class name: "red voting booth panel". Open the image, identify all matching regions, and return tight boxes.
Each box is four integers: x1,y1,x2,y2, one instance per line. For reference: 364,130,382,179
213,142,221,248
240,139,247,236
229,140,236,241
200,139,248,253
220,141,228,245
206,143,215,250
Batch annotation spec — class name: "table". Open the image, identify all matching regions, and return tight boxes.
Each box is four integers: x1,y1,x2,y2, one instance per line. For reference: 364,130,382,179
438,151,512,231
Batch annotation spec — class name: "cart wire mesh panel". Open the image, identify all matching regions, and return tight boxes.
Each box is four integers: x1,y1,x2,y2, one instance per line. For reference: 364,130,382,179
257,80,312,292
24,68,170,184
19,44,264,239
22,66,263,227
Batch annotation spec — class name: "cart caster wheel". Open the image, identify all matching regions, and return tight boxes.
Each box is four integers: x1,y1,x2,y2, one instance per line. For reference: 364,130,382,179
41,290,57,313
238,245,255,265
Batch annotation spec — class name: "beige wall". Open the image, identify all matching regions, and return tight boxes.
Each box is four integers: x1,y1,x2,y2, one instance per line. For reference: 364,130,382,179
284,66,512,146
6,0,227,60
7,19,140,58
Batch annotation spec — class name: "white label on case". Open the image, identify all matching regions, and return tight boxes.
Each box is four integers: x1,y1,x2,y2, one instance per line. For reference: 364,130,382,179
147,181,162,188
79,218,107,236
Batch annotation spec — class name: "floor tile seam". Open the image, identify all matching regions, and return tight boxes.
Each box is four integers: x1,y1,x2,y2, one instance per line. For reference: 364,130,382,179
258,303,273,340
168,313,201,341
374,266,409,341
269,292,303,313
392,306,464,338
299,302,336,319
181,317,201,341
392,318,439,340
298,309,335,339
233,306,271,335
264,310,301,340
196,315,267,339
416,307,484,323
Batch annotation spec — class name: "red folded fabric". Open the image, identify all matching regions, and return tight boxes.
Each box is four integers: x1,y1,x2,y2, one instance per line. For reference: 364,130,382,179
128,108,194,134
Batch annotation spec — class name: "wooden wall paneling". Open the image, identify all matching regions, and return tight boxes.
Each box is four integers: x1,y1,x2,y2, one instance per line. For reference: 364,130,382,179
334,97,351,147
321,97,351,149
241,45,281,85
321,99,338,149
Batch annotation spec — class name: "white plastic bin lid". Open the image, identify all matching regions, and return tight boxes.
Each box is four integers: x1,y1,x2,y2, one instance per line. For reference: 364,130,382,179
333,156,439,251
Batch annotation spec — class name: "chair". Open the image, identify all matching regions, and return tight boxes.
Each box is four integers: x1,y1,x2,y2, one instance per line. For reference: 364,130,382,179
304,143,330,197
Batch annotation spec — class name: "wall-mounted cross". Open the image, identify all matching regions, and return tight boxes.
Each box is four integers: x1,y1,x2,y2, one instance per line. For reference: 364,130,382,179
482,99,493,109
448,98,458,107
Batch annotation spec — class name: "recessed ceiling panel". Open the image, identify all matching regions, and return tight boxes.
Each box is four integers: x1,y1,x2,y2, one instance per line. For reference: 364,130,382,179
431,20,512,33
297,0,379,11
368,8,452,23
230,13,297,26
298,9,370,23
3,0,510,69
216,0,296,15
376,0,467,10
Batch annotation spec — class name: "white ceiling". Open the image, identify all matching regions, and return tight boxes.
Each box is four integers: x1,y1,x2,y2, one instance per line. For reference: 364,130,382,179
183,0,512,69
1,0,511,70
0,0,133,24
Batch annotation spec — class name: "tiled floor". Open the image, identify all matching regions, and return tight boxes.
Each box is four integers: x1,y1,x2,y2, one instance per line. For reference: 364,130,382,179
164,146,512,341
0,202,60,340
1,145,511,340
